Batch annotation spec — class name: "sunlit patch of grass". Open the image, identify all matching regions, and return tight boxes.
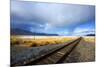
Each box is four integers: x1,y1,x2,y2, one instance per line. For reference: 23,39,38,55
84,37,95,42
11,36,77,47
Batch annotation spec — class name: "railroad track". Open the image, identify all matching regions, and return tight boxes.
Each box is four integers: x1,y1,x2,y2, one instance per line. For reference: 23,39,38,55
12,37,82,66
25,37,82,65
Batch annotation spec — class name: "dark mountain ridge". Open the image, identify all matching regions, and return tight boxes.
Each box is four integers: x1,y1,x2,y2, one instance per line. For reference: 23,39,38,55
86,34,95,36
11,28,59,36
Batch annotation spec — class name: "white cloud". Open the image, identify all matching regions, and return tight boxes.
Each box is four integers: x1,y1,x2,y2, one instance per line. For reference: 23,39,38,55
73,27,95,36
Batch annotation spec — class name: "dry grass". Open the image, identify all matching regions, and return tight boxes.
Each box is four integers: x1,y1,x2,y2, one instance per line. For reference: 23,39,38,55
84,37,95,42
11,36,76,47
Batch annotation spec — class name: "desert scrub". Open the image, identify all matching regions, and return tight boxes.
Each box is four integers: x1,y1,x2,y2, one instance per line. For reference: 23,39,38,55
84,37,95,42
30,42,37,47
11,37,22,45
11,36,76,47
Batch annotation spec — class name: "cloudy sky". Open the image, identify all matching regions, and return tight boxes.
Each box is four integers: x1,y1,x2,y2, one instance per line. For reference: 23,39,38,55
11,0,95,36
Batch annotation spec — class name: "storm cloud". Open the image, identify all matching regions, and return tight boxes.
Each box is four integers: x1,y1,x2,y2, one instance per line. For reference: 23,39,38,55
11,1,95,35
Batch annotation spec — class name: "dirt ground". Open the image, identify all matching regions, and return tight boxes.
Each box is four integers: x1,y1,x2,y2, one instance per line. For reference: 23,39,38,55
63,37,95,63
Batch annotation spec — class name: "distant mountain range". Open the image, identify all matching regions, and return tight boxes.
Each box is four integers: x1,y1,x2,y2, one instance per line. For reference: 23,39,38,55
86,34,95,36
11,28,95,36
11,28,59,36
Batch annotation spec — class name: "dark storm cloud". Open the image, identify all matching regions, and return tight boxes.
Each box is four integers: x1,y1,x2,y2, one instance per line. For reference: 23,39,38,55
11,0,95,35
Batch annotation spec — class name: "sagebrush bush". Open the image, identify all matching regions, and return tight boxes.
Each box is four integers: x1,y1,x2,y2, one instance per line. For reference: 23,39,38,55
30,42,37,47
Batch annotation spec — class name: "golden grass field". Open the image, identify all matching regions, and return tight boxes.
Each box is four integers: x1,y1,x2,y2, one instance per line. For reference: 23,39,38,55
11,36,95,47
11,36,78,47
84,37,95,43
